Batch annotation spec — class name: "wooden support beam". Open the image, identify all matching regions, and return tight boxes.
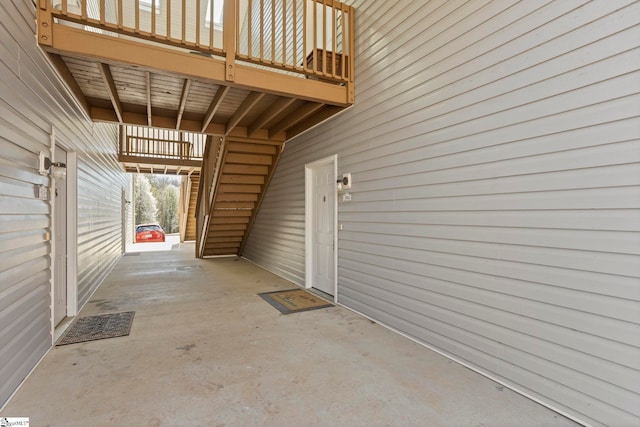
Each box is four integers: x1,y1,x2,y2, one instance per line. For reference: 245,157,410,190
145,71,152,126
226,91,265,136
47,53,91,117
91,106,226,134
247,97,295,137
202,85,230,132
269,102,324,137
176,78,192,130
286,105,345,139
98,62,123,123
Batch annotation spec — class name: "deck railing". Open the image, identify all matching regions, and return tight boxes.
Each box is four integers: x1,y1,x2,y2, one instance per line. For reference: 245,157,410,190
120,126,206,161
43,0,354,83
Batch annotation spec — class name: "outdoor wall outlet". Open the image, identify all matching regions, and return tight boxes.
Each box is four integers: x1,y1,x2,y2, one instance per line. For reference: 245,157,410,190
35,184,48,200
342,193,352,202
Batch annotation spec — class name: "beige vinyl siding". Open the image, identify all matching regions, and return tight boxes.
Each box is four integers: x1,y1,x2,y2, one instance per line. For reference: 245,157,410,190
243,1,640,425
0,0,129,407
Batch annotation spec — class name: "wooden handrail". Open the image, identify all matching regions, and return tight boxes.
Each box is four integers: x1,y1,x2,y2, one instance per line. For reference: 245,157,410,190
120,126,206,161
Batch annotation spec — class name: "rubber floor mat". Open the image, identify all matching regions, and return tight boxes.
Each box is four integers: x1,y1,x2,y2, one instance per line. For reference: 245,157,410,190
57,311,135,346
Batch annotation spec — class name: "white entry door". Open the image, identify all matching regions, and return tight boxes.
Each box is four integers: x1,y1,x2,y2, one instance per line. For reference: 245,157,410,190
306,158,336,296
53,146,67,325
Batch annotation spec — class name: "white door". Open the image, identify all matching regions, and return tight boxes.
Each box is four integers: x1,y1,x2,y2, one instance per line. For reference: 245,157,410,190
308,160,336,295
53,146,67,326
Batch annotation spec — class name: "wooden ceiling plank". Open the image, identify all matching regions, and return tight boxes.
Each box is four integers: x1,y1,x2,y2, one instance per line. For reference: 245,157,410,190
48,53,91,117
226,91,265,136
176,78,192,130
269,102,324,138
98,62,123,123
202,85,230,132
247,97,295,137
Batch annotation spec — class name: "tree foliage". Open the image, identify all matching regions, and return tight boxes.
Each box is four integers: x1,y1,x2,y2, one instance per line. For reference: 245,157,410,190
134,174,157,225
134,174,181,234
156,185,179,233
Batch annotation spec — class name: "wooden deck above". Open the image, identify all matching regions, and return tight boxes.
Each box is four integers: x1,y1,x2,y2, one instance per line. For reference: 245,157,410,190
37,0,354,140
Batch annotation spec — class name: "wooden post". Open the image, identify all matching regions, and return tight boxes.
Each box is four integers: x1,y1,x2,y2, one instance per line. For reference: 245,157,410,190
37,0,53,47
224,0,237,82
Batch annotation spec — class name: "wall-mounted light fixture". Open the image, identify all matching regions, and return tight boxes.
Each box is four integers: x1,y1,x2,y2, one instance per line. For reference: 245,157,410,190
336,173,352,191
39,151,67,180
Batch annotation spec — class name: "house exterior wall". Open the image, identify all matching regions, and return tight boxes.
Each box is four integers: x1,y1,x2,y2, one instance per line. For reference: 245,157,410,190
0,0,130,407
243,1,640,425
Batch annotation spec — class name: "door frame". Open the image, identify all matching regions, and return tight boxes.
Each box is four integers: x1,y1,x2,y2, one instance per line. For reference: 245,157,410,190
49,130,78,342
304,155,338,300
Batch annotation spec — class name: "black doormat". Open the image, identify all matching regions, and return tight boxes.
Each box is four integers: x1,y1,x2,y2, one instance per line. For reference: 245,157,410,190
57,311,135,346
258,289,333,314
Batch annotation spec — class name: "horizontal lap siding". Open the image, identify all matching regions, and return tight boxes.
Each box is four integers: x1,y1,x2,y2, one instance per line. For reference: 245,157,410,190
0,0,129,407
243,1,640,425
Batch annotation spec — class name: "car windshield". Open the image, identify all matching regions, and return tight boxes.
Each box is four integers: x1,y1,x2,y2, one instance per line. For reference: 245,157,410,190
136,225,162,232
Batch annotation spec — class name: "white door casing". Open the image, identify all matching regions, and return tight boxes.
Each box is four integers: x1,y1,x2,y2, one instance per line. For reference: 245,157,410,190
53,146,67,326
305,155,337,297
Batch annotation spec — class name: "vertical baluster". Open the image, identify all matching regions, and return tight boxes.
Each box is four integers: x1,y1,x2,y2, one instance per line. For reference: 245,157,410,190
282,0,287,65
271,0,275,63
292,0,297,68
99,0,105,24
332,2,336,79
302,0,307,72
62,0,68,14
247,0,253,58
340,3,345,80
181,0,186,44
312,0,317,74
209,0,214,50
196,0,201,46
322,0,326,75
81,0,87,20
259,0,264,61
151,0,156,35
349,6,354,82
167,0,172,40
236,0,240,55
135,0,140,32
117,0,123,29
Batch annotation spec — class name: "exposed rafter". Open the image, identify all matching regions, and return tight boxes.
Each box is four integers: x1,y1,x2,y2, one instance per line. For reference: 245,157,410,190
176,78,192,130
269,102,324,138
287,105,345,139
202,85,230,133
226,92,265,136
98,62,123,123
248,97,296,137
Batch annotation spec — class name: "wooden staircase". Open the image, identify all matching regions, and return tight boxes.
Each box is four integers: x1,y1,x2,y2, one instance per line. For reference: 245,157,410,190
180,172,200,242
198,137,283,257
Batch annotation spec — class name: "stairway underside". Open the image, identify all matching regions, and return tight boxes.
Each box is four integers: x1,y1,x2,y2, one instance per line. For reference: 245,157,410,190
200,138,282,257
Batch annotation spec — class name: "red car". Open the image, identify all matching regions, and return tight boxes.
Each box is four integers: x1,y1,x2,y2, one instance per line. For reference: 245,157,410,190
135,224,166,243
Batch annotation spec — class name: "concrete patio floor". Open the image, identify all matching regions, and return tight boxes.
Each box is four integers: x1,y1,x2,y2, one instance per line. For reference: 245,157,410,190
1,243,580,426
